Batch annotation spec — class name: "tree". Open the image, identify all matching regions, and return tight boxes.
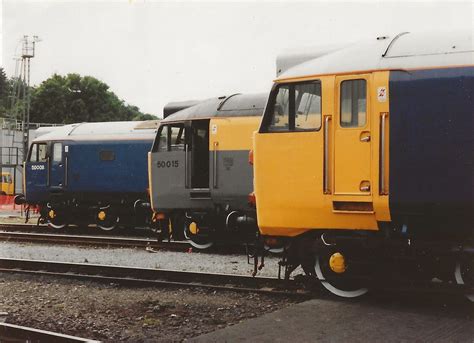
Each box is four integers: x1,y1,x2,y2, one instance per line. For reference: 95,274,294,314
0,68,9,116
30,73,156,124
132,113,158,121
0,68,31,120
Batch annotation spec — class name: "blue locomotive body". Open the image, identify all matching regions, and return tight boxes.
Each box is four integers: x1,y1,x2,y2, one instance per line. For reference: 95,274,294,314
22,121,158,230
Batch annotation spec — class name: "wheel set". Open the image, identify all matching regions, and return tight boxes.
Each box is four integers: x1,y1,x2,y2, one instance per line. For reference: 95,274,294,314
42,205,121,232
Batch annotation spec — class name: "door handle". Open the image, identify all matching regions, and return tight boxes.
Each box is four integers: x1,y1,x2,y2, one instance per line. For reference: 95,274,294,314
360,131,371,142
360,180,371,192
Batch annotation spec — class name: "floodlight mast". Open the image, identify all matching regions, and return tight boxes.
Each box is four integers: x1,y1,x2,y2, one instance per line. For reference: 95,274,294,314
20,35,40,162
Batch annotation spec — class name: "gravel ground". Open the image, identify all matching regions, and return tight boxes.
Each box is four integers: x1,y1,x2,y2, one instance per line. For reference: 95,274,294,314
0,214,33,224
0,241,284,278
0,273,300,342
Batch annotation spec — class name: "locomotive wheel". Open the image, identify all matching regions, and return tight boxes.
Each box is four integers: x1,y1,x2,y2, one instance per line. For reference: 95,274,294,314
183,221,214,250
315,248,369,298
46,209,67,229
96,210,119,231
454,256,474,302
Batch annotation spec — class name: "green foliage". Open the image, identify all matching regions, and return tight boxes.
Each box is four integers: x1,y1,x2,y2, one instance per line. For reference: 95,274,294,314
0,68,7,99
0,70,155,124
0,68,9,116
132,112,158,121
29,73,156,124
0,67,33,120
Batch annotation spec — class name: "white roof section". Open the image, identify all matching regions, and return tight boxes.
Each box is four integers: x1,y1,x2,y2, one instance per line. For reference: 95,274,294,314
276,31,474,80
30,126,63,141
32,120,159,142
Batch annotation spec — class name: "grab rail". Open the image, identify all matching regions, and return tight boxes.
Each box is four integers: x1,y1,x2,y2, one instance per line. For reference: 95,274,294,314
213,142,219,188
64,156,68,187
380,113,388,195
324,116,331,194
184,144,189,188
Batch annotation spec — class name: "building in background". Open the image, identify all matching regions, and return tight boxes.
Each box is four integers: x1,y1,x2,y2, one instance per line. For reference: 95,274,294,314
1,117,60,194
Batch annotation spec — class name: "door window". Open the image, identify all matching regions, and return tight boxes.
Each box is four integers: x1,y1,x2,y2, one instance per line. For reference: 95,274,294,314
295,83,322,130
52,143,63,162
191,121,209,188
340,79,367,128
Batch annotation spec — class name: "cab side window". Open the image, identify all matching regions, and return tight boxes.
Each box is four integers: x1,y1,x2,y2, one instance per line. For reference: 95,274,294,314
38,144,48,162
29,144,38,162
170,126,185,151
340,79,367,127
266,81,322,132
155,124,185,152
269,85,291,131
295,83,322,130
29,143,48,162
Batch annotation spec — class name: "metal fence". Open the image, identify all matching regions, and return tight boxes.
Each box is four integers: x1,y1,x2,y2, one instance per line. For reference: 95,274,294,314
0,117,62,131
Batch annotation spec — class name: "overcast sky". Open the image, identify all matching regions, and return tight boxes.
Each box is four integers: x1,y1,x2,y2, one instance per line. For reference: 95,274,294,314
1,0,473,117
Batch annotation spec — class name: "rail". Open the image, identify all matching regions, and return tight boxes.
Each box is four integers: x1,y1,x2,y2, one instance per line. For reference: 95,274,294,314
0,322,98,343
0,258,309,297
0,224,247,254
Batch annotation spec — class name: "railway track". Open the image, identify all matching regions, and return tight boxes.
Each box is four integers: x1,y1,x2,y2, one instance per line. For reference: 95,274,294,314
0,230,189,251
0,222,149,235
0,222,47,231
1,225,469,300
0,322,98,343
0,223,249,253
0,258,309,297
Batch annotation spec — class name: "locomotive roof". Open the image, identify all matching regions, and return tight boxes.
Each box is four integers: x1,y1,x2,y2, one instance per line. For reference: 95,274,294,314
32,120,159,142
277,30,474,80
161,93,267,124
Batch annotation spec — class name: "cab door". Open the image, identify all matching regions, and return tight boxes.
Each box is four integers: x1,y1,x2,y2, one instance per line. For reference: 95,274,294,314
334,76,372,198
25,142,49,202
149,123,187,209
188,120,210,197
49,142,65,189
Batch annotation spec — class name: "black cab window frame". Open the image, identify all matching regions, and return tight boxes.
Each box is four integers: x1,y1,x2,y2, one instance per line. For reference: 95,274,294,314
260,80,322,133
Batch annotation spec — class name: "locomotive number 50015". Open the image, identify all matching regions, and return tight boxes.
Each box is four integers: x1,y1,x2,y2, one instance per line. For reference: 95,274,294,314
157,160,179,168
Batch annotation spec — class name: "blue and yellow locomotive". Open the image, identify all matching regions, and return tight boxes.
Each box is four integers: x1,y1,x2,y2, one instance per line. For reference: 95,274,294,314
19,120,159,230
253,31,473,298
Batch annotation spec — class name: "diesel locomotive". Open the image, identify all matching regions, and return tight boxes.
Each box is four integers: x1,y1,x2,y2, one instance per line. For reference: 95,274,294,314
149,93,267,249
18,120,159,230
252,31,473,299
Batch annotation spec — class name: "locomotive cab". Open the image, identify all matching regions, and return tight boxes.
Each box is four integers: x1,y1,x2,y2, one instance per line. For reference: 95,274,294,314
253,31,474,299
23,121,159,230
149,94,267,249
